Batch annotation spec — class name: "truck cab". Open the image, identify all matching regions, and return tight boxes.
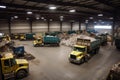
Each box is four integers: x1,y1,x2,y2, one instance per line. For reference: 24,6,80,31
20,34,26,41
69,45,89,64
0,53,29,79
69,38,100,64
33,38,43,47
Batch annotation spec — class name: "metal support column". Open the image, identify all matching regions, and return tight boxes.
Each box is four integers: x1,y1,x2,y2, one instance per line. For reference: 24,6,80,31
71,22,73,31
29,20,32,33
47,20,50,32
111,16,116,46
8,19,11,34
79,21,81,30
60,21,62,31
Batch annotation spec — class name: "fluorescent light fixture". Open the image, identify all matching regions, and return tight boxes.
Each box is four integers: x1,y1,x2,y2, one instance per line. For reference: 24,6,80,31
27,11,32,14
94,21,97,23
41,17,44,19
98,14,103,16
14,16,18,18
69,9,76,12
89,17,93,19
0,5,6,8
36,17,40,20
26,18,29,20
49,6,57,10
85,21,88,23
109,17,113,19
60,16,64,18
50,19,53,21
94,25,112,29
44,19,46,21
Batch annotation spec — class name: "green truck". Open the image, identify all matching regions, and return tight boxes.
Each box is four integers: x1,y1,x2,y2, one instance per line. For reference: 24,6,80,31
33,36,60,47
69,38,100,64
95,34,107,46
19,33,35,40
115,38,120,49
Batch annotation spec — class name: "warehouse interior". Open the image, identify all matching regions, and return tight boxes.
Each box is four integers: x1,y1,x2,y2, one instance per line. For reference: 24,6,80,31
0,0,120,80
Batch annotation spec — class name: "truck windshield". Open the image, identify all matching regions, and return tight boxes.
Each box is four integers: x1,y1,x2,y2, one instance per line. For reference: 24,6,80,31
10,58,16,66
73,47,85,52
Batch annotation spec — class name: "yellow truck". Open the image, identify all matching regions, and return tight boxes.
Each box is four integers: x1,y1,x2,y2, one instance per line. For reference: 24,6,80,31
33,38,43,47
2,35,11,43
33,36,60,47
0,53,29,80
69,38,100,64
19,34,26,41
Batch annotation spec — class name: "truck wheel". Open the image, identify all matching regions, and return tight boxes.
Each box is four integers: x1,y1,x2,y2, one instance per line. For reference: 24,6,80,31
80,58,85,63
16,70,27,79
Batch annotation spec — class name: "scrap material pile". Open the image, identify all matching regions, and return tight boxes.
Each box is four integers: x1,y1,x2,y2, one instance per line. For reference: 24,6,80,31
107,62,120,80
60,33,96,47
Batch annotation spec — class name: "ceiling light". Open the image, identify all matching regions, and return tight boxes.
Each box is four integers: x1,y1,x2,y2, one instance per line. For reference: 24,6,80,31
60,16,64,18
94,21,97,23
0,5,6,8
98,14,103,16
50,19,53,21
41,17,44,19
89,17,93,19
85,20,88,23
85,21,88,23
27,11,32,14
36,17,40,20
69,9,76,12
49,6,57,10
14,16,18,18
109,17,113,19
44,19,46,21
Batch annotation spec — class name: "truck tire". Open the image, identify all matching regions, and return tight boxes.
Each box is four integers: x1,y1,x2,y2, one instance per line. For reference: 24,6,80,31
80,58,85,63
16,70,27,79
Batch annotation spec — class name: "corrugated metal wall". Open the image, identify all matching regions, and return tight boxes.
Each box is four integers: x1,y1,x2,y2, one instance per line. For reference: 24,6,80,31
50,21,60,31
0,20,86,33
11,20,30,33
81,23,86,30
73,22,79,30
32,21,48,32
62,22,71,31
0,20,9,33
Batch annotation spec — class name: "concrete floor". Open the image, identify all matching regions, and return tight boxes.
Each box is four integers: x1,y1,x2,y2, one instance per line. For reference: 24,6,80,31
15,40,120,80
